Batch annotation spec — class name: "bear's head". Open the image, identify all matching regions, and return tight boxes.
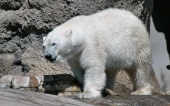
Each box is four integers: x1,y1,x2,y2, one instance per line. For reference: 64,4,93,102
43,29,73,63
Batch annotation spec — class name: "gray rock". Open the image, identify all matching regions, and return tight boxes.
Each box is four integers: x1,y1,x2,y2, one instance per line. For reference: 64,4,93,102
12,76,39,88
0,83,11,88
0,89,170,106
0,75,15,84
79,95,170,106
0,89,92,106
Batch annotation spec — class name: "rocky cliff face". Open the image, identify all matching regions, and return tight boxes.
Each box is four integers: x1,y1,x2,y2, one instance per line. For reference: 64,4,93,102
0,0,156,94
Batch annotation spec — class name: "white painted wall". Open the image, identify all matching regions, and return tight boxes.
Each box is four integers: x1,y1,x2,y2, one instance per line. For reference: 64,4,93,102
150,17,170,91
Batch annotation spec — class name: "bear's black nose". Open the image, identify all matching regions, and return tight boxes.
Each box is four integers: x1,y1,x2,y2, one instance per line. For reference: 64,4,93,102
45,54,52,60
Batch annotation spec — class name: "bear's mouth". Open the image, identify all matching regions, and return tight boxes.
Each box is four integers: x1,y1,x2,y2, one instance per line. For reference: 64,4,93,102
45,58,56,63
48,58,56,62
45,55,56,62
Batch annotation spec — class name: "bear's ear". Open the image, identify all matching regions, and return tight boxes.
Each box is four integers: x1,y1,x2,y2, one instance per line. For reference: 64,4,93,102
43,36,47,42
64,29,72,38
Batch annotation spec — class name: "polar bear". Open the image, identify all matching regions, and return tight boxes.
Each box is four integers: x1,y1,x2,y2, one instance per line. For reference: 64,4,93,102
43,8,155,98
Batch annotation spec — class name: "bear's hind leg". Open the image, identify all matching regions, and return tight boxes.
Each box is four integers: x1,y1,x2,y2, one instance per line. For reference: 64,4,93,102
129,45,153,95
129,66,153,95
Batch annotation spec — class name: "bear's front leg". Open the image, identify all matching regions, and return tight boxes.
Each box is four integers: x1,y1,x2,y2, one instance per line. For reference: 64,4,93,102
74,66,106,98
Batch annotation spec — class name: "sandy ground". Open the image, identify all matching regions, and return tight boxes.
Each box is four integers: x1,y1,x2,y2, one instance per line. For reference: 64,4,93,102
150,17,170,91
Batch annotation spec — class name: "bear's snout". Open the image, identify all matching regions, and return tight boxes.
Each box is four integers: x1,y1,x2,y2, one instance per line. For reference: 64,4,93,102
45,54,52,60
45,54,56,62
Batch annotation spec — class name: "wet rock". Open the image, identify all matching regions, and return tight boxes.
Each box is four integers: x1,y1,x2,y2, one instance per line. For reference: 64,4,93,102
37,74,81,95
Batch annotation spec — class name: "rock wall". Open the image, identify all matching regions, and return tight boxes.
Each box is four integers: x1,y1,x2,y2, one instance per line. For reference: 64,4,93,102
0,0,156,94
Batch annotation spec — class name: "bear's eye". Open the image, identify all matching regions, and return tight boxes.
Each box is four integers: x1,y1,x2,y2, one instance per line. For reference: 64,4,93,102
52,43,56,46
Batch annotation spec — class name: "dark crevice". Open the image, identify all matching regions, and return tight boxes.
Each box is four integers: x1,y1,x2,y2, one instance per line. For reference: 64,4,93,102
13,60,30,75
6,22,48,38
6,23,25,38
22,64,30,75
3,37,11,41
65,0,72,5
27,0,33,9
0,1,23,11
0,37,11,44
13,60,22,66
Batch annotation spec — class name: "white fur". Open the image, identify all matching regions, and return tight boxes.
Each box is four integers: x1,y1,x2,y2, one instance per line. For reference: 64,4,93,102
43,8,153,98
43,36,46,43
